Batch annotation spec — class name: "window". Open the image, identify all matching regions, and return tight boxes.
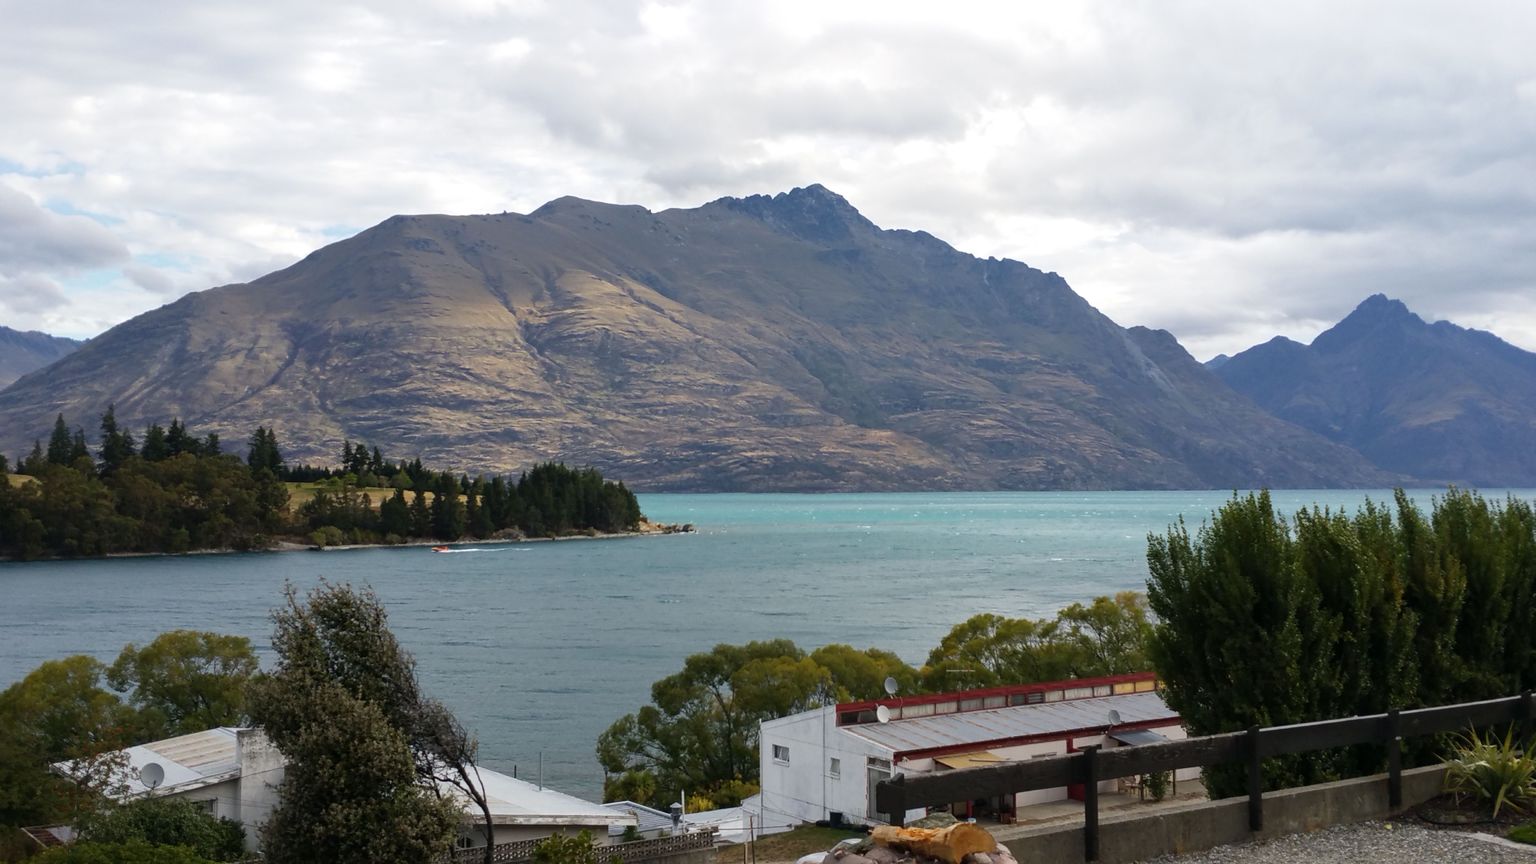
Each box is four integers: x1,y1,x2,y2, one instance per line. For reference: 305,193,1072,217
828,757,841,778
455,835,475,850
772,744,790,764
194,799,216,815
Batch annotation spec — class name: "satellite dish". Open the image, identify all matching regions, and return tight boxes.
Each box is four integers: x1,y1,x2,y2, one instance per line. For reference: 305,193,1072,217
139,762,165,791
1106,710,1123,727
876,705,892,724
883,676,899,696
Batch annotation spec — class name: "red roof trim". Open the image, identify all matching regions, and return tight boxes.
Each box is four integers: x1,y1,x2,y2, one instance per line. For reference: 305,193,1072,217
888,717,1183,762
836,671,1159,723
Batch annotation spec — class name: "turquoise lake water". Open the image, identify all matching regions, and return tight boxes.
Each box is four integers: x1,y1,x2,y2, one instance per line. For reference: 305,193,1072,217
1,489,1526,799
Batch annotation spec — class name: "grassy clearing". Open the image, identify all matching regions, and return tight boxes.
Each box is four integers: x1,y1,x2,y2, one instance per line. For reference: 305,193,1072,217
284,482,436,509
6,473,37,487
716,825,863,864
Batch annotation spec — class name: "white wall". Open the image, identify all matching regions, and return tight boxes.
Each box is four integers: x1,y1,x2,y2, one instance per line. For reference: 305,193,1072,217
758,708,922,830
236,728,286,852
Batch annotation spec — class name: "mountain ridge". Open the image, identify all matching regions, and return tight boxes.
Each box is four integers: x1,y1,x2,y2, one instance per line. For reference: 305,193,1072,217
0,326,82,390
1214,294,1536,486
0,187,1392,491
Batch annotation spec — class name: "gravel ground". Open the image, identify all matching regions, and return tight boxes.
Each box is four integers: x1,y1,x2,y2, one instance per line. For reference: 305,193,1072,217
1140,821,1536,863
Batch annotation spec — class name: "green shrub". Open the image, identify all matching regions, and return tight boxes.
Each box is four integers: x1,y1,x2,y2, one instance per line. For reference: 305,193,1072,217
1443,726,1536,818
1509,822,1536,844
34,840,216,864
1143,770,1171,802
533,831,600,864
77,796,245,861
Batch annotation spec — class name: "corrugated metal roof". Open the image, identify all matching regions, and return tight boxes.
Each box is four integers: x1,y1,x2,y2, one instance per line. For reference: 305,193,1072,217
468,767,635,825
603,801,674,836
1109,727,1170,747
97,727,242,796
933,751,1007,770
841,691,1176,755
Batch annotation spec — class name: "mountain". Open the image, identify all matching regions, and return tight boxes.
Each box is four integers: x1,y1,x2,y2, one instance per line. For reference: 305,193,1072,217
0,326,82,389
0,185,1390,491
1214,295,1536,486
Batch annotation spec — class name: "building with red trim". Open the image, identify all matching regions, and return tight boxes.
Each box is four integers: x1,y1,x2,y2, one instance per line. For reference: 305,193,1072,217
755,672,1191,830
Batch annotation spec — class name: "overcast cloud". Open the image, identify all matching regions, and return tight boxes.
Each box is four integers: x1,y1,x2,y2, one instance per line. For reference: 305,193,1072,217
1,0,1533,357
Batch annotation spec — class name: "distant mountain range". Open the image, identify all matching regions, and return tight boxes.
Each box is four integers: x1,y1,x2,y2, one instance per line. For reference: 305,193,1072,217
1212,295,1536,487
0,326,81,389
0,185,1390,491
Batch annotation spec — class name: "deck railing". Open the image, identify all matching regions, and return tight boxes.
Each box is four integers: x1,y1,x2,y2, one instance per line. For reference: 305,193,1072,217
874,690,1536,862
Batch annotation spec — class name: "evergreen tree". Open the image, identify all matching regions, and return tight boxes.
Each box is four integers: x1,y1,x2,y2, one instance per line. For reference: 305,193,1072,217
97,406,136,476
69,429,90,465
409,490,431,537
246,428,284,476
140,424,170,462
164,419,194,457
380,489,412,538
46,415,72,465
21,440,45,474
370,446,385,475
202,433,220,456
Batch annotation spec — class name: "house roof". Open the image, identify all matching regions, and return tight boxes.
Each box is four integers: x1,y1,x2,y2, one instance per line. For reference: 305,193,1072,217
460,767,637,827
602,801,674,836
840,691,1177,757
63,727,244,797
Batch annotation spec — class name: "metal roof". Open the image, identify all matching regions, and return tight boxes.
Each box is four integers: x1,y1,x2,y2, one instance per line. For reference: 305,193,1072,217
1109,727,1170,747
603,801,674,836
63,727,244,796
841,691,1176,756
465,767,636,826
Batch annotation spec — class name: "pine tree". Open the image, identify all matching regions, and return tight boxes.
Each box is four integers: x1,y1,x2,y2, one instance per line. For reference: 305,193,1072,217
69,429,90,464
165,419,194,457
97,405,137,475
247,427,285,476
46,414,72,465
409,490,431,538
141,424,170,462
203,433,221,455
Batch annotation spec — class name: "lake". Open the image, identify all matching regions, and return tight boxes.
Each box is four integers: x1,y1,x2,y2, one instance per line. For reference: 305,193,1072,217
0,489,1522,800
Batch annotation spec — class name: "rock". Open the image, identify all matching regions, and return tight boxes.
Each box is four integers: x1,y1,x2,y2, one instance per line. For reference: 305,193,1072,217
871,823,998,864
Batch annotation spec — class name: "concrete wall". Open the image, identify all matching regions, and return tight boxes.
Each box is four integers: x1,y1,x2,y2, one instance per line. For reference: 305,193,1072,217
236,728,287,852
160,779,239,825
1001,765,1448,864
759,708,921,829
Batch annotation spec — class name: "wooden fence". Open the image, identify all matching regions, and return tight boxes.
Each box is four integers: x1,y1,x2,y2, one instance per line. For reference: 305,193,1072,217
874,691,1536,862
447,827,719,864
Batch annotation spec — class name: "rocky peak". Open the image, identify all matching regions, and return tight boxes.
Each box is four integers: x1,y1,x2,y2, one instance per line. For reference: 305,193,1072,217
1313,294,1423,353
711,183,875,244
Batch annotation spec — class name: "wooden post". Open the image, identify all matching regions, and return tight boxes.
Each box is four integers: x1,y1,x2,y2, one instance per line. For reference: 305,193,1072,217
1521,690,1534,746
1246,725,1263,833
1386,708,1402,810
1083,745,1100,862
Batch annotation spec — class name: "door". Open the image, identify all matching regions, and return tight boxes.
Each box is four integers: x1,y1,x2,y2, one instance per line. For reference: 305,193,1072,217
866,759,893,821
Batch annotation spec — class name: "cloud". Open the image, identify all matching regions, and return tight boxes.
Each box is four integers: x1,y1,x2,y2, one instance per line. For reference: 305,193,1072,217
0,0,1532,357
0,274,70,316
0,184,127,272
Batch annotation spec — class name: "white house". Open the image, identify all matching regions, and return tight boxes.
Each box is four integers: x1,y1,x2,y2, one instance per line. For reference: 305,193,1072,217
758,672,1193,830
58,727,633,855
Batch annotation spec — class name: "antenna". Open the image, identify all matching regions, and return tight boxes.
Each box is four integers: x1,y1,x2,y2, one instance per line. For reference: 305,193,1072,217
875,705,891,724
883,676,899,696
139,762,165,791
1106,709,1122,727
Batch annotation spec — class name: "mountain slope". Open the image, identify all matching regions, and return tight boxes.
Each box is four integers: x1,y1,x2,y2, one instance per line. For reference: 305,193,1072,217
0,186,1390,491
0,326,81,389
1214,295,1536,486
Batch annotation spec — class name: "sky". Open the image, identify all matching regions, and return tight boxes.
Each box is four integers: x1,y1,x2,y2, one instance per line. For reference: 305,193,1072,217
2,1,1534,360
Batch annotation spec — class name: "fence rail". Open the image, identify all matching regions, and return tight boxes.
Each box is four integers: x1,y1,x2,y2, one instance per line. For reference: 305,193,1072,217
446,827,719,864
874,691,1536,862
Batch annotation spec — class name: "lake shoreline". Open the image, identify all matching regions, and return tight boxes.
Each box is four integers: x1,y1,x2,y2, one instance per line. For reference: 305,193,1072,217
5,519,696,563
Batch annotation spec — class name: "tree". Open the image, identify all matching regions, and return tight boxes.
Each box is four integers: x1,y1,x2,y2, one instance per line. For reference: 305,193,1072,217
246,427,284,476
106,630,259,739
77,796,244,861
0,656,136,826
140,424,170,462
598,640,828,809
47,414,73,465
246,583,479,863
1057,592,1155,675
97,405,136,476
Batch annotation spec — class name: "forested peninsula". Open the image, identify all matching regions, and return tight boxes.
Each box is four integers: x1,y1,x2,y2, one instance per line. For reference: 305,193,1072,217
0,409,649,560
